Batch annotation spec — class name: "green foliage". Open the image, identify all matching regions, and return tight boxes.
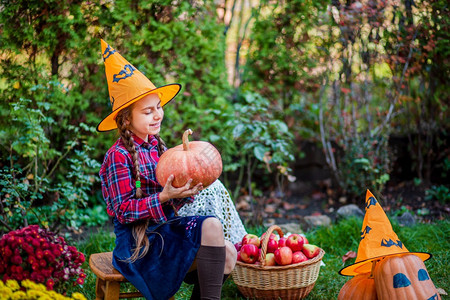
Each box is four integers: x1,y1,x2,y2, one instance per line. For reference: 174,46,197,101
226,91,295,199
337,136,391,198
425,185,450,205
0,92,103,233
0,0,234,231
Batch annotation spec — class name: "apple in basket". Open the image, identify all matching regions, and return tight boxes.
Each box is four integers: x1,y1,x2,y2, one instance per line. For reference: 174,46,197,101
302,244,320,259
278,236,287,248
286,234,304,252
266,238,278,253
300,235,309,245
274,246,293,266
292,251,308,264
264,253,276,266
234,241,242,252
260,232,279,241
242,233,261,248
240,244,259,264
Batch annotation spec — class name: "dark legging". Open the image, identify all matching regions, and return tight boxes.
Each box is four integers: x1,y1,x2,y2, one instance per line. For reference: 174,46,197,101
187,245,226,300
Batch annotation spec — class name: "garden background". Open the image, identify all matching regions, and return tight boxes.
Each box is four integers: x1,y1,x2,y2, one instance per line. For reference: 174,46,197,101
0,0,448,299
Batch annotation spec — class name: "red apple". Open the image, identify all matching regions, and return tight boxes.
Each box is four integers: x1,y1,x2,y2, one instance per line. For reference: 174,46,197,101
274,246,293,266
240,244,259,264
266,238,279,253
237,251,242,262
291,251,308,264
286,234,304,252
300,235,309,245
264,253,276,266
261,232,279,241
302,244,320,259
278,237,287,248
234,241,242,252
242,234,261,248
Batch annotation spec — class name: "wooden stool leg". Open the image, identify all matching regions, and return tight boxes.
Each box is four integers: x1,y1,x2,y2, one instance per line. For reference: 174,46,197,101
95,278,105,300
104,281,120,300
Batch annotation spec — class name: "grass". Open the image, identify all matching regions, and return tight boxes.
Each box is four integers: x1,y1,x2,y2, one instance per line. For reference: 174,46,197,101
68,216,449,299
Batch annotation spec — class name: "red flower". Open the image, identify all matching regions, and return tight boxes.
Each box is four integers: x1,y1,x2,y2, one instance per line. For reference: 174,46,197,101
32,239,40,248
11,255,22,265
28,255,37,265
46,279,55,290
77,253,86,263
22,243,34,254
15,265,23,274
76,277,85,285
2,246,13,257
35,249,44,259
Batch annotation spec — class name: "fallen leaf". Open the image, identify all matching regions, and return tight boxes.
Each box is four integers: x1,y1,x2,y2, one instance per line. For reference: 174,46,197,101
282,202,297,210
236,200,250,211
264,204,277,214
342,251,357,265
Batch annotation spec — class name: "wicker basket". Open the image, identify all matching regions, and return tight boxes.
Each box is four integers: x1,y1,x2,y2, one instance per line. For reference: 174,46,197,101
231,225,325,299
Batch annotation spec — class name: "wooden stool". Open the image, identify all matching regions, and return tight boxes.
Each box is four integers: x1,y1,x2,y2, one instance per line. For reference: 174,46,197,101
89,252,144,300
89,251,181,300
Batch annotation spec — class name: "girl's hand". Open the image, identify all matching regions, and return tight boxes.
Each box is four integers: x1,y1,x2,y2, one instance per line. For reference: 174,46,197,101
159,175,203,203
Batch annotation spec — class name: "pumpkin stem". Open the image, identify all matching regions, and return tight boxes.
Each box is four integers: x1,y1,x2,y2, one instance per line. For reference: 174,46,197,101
182,129,193,151
369,260,379,279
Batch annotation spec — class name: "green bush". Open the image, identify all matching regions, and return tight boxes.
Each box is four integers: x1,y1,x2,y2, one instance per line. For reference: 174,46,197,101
0,0,235,231
225,91,295,200
0,93,103,233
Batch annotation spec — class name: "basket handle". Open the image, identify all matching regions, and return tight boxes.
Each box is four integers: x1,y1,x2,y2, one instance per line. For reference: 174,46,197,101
259,225,284,266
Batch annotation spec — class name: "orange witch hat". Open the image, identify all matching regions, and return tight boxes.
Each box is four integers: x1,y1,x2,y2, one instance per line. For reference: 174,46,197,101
96,39,181,132
339,189,431,276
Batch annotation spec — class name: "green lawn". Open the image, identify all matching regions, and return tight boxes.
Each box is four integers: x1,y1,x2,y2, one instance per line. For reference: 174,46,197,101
71,217,449,299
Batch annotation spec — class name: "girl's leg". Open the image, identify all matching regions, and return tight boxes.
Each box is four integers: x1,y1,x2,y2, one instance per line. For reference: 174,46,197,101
195,217,226,300
187,240,237,299
224,240,237,274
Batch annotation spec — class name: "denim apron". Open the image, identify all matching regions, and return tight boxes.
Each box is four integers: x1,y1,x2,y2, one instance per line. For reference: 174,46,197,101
112,206,211,299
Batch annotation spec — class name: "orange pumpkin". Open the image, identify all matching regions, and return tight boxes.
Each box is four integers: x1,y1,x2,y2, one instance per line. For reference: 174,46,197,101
338,273,377,300
374,254,441,300
156,129,222,188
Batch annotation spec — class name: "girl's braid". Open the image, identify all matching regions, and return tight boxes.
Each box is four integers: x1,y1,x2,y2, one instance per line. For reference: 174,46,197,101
154,134,167,156
115,108,148,261
117,112,143,198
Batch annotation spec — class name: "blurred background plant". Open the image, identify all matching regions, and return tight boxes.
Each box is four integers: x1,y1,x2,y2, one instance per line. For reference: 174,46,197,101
0,0,448,233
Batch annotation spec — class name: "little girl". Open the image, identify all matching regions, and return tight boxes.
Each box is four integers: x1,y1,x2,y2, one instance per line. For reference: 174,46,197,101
97,40,236,299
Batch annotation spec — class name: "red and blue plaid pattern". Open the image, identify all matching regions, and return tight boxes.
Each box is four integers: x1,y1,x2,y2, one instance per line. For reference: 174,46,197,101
100,134,193,224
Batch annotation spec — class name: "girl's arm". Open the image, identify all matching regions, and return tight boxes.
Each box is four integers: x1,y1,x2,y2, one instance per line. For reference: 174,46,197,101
105,150,167,224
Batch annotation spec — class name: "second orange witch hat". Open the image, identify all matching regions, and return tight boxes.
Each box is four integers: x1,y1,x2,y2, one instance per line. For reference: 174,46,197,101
339,189,431,276
97,39,181,132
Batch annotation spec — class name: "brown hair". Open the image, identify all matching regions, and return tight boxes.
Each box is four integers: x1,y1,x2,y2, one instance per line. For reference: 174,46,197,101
115,106,166,262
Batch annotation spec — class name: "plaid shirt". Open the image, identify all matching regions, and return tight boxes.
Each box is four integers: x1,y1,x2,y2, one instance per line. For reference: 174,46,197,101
99,134,193,224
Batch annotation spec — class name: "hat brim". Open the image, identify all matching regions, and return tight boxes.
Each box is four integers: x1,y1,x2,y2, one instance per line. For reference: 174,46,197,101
96,83,181,132
339,252,431,276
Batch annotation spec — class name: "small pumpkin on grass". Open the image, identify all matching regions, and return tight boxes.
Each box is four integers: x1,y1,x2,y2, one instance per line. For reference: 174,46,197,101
338,271,377,300
156,129,222,188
